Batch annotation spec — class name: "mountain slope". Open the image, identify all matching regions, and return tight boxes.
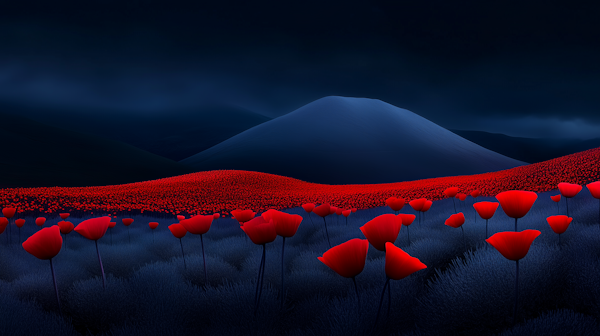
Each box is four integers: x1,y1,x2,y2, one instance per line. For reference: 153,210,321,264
0,111,194,188
181,96,526,184
449,129,600,163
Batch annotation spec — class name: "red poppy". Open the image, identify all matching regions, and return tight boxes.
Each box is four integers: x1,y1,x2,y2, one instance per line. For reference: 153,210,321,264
241,216,277,245
421,200,432,212
122,218,134,226
486,230,541,261
495,190,538,219
313,204,331,218
108,221,116,228
587,181,600,199
58,221,74,234
302,203,315,213
384,242,427,280
329,206,338,215
318,238,368,278
409,198,426,212
59,213,70,220
546,215,573,235
177,215,185,221
231,209,256,223
398,214,416,226
15,219,25,228
180,215,214,235
444,187,459,198
456,193,467,201
35,217,46,227
385,197,405,212
550,195,561,202
213,213,220,219
0,217,7,233
444,213,465,228
470,190,481,198
22,225,63,260
473,202,499,220
558,183,582,198
359,214,402,251
342,210,351,217
2,207,16,219
168,223,187,238
74,216,111,240
149,222,159,230
351,208,357,213
335,207,343,216
262,209,302,237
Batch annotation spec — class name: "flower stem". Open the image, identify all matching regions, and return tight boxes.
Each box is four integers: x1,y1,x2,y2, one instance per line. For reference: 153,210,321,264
461,226,466,250
95,240,106,289
49,258,62,314
200,234,208,285
566,198,569,218
179,238,186,270
280,237,286,309
127,226,131,244
375,277,391,328
452,198,457,213
513,259,520,326
255,244,266,316
323,217,331,248
514,218,518,232
485,219,488,240
352,276,361,309
407,226,410,245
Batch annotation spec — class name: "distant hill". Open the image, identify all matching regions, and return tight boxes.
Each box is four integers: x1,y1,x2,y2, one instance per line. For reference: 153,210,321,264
0,102,271,161
449,129,600,163
0,111,194,188
181,96,526,184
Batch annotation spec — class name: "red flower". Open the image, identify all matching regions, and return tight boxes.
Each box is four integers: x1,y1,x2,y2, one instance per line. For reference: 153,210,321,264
329,206,338,215
231,209,256,223
486,230,541,261
587,181,600,199
342,210,351,217
302,203,315,213
0,217,7,233
177,215,185,221
335,207,343,216
409,198,426,212
558,183,582,198
74,216,111,240
359,214,402,251
385,197,405,212
444,213,465,228
180,215,213,235
384,243,427,280
58,221,74,234
108,221,116,228
398,214,416,226
262,209,302,237
149,222,159,230
313,204,331,218
15,219,25,228
351,208,357,213
550,195,561,202
168,223,187,238
59,213,70,220
318,238,368,278
241,216,277,245
495,190,538,219
122,218,134,226
473,202,499,220
456,193,467,201
213,213,220,219
444,187,459,198
546,215,573,234
2,207,16,219
470,190,481,198
35,217,47,227
421,200,432,212
22,225,63,260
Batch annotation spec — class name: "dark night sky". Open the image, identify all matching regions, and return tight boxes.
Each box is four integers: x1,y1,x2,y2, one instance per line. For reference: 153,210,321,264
1,0,599,139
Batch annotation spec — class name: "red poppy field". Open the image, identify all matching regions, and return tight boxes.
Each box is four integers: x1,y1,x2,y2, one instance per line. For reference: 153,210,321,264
2,148,600,335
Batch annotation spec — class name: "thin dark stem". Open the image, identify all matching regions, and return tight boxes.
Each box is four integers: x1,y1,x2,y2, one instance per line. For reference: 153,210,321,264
452,198,457,213
485,219,489,240
461,226,466,250
254,244,265,306
323,217,331,248
281,237,286,309
255,244,266,316
386,279,391,321
18,227,21,244
64,234,67,250
200,234,208,285
566,198,569,218
110,228,113,246
345,217,348,226
8,218,11,245
558,233,561,248
557,201,559,215
514,218,518,232
127,226,131,244
407,226,410,245
179,238,186,270
513,259,520,326
597,199,599,227
152,230,155,243
95,240,106,289
308,212,315,228
49,258,62,314
352,277,361,308
374,277,391,328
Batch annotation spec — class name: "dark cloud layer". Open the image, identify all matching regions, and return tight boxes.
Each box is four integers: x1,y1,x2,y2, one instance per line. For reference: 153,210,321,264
0,0,599,139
